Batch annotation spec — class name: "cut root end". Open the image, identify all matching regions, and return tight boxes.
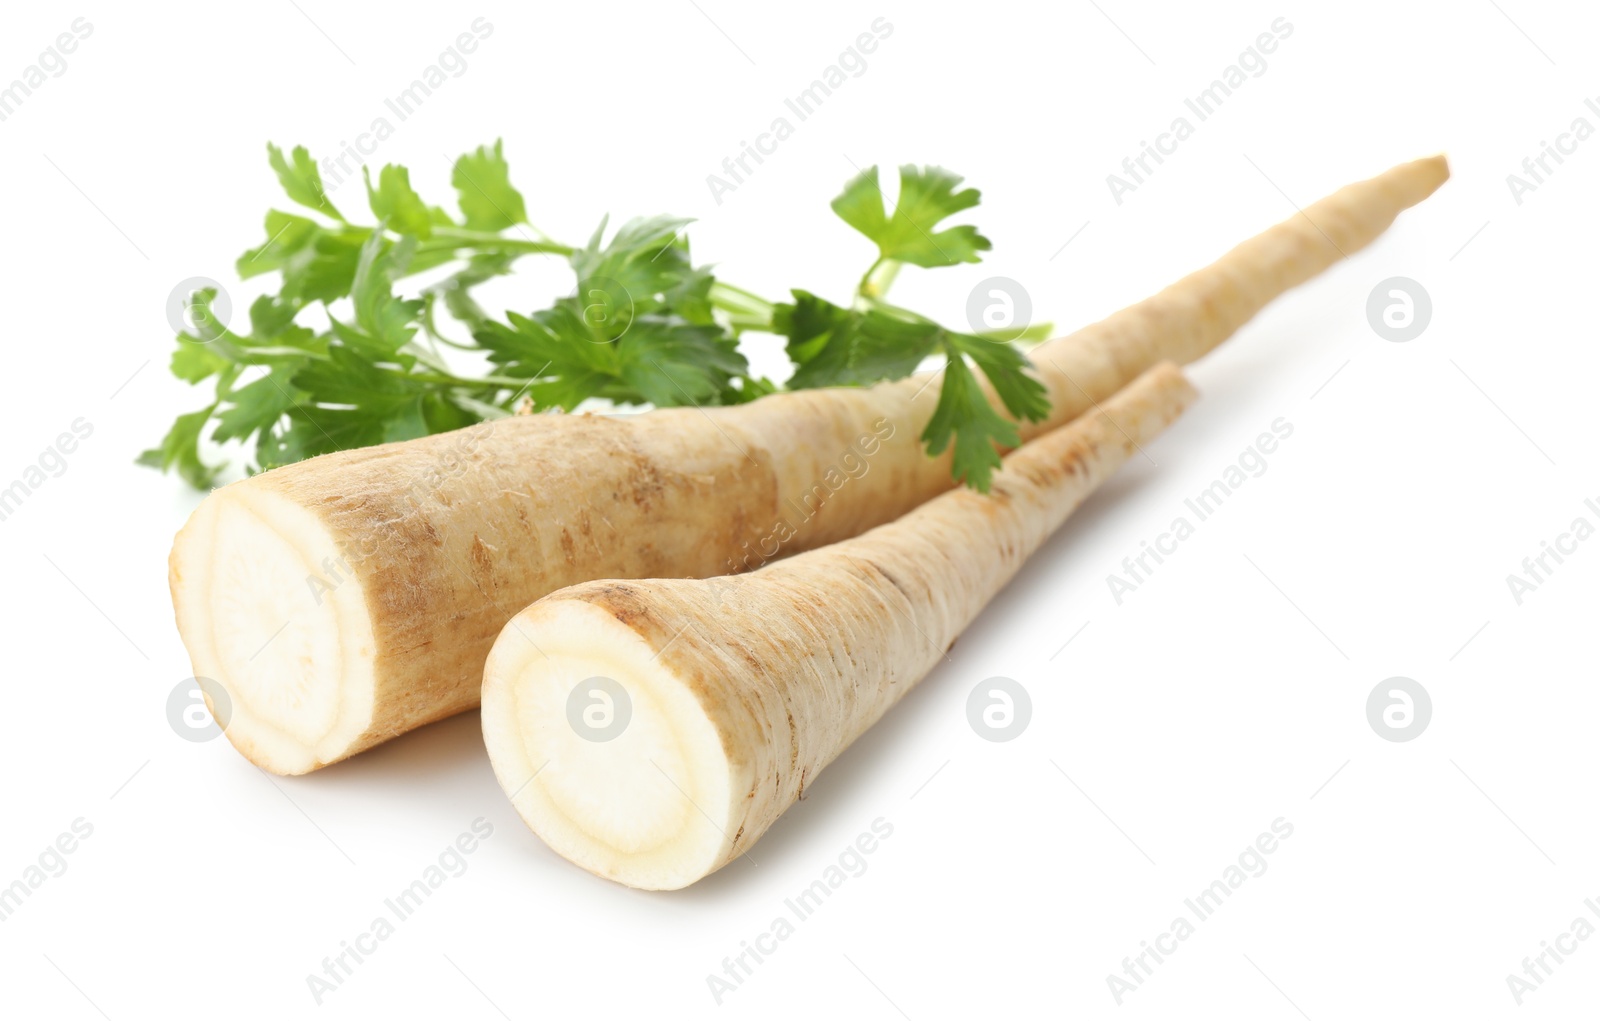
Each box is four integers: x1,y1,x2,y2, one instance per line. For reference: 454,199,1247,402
481,599,735,891
169,485,377,775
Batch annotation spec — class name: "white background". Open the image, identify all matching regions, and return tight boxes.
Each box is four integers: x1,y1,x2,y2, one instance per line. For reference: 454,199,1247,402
1,0,1596,1017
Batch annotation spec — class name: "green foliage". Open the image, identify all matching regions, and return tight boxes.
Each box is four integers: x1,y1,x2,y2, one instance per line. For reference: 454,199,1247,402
831,165,991,268
146,142,1049,492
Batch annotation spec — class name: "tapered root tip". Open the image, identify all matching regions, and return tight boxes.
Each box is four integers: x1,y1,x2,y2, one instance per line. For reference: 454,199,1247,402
1396,153,1451,204
482,598,735,891
169,486,378,775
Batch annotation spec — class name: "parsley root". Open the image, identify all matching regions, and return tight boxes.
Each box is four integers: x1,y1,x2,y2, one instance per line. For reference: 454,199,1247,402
479,363,1196,890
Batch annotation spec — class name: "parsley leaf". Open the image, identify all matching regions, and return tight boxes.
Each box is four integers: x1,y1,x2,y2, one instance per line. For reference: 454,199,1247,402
365,165,434,239
237,210,320,279
340,231,424,359
211,365,303,445
571,215,708,332
452,140,527,231
617,317,748,406
925,331,1050,491
279,228,367,305
166,288,232,376
475,304,613,410
948,331,1051,425
831,165,991,269
774,291,940,388
920,353,1018,493
477,303,747,410
774,293,1049,490
290,346,427,412
170,342,230,384
138,404,222,489
266,143,344,221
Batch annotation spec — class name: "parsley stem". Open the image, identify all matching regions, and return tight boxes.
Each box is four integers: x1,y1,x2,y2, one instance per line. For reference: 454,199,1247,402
857,257,901,300
709,281,775,331
972,321,1055,344
406,369,537,390
857,296,933,324
418,228,573,257
407,370,534,389
723,314,773,333
709,281,773,314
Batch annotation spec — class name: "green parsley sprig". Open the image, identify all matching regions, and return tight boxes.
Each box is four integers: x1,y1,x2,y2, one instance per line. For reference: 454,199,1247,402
145,141,1050,492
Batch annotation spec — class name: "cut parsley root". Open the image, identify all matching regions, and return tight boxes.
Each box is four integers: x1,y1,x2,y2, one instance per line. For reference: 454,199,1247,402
480,363,1195,890
168,414,783,774
168,155,1447,774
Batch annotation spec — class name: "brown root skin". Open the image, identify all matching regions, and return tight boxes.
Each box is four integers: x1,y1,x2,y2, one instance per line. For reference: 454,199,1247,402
171,413,783,774
173,157,1447,774
482,364,1197,889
